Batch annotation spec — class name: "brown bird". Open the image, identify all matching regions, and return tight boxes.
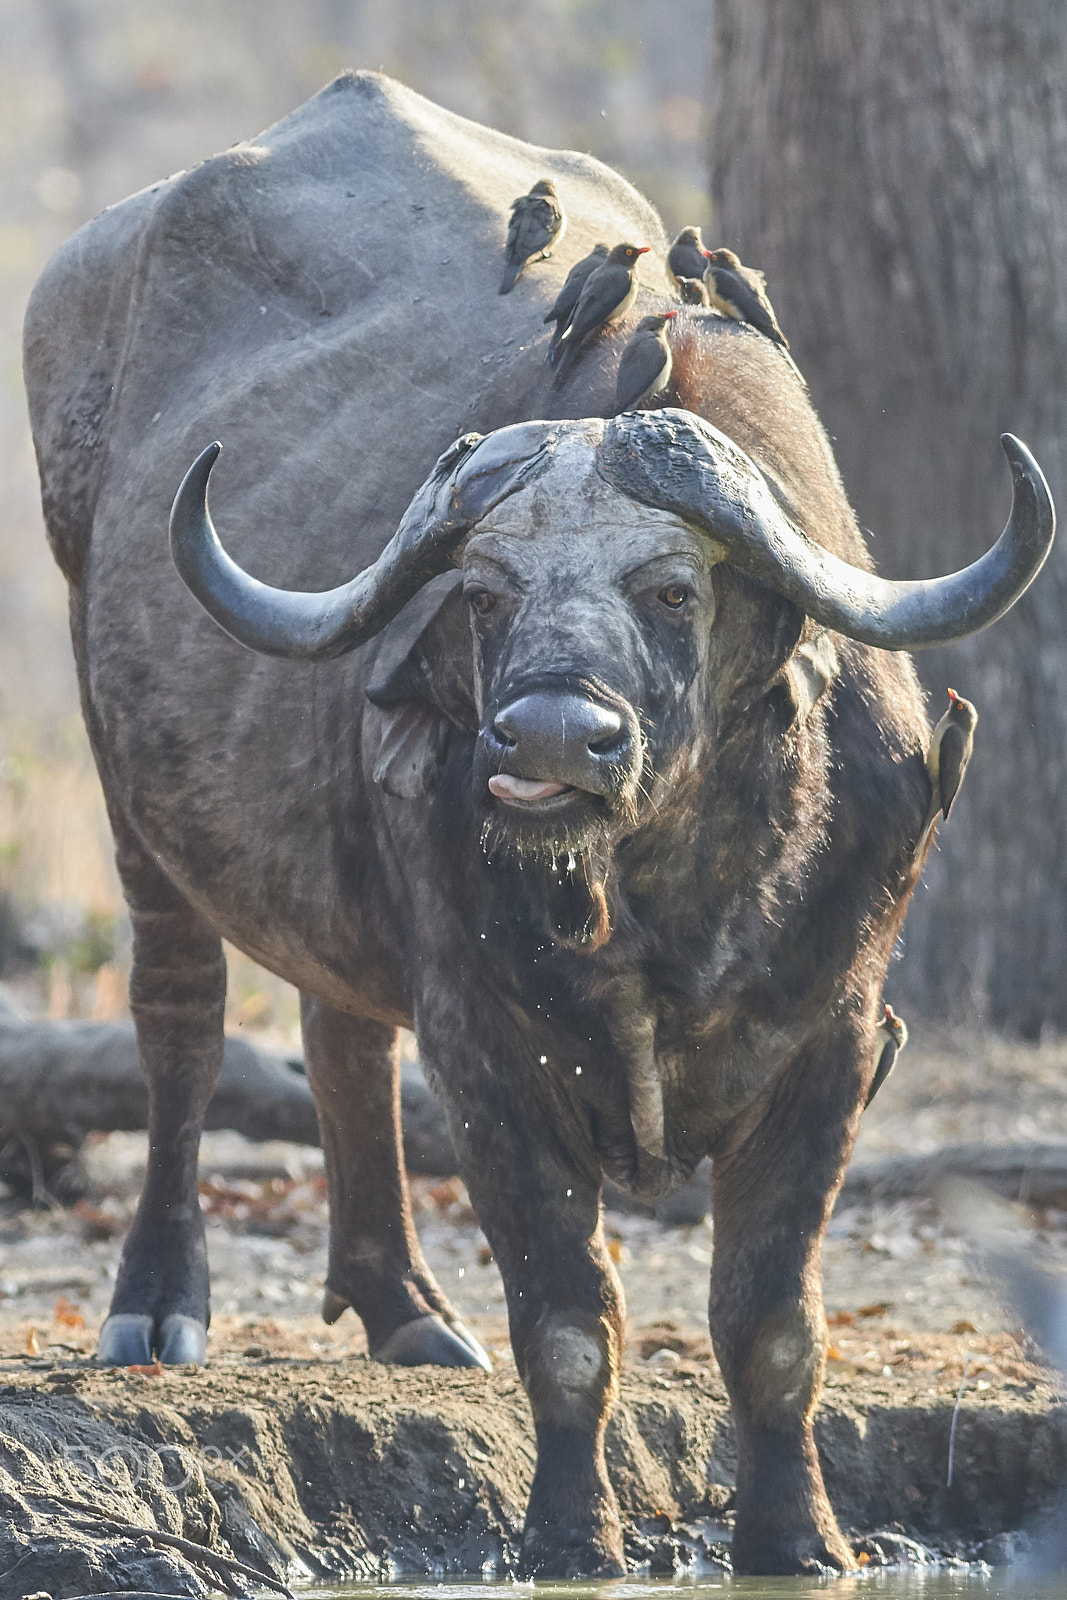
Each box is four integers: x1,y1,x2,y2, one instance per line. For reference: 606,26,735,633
925,687,978,832
704,248,789,346
614,311,677,412
553,242,649,378
676,276,709,306
667,225,711,288
865,1003,908,1109
705,247,806,383
499,178,566,295
544,242,608,365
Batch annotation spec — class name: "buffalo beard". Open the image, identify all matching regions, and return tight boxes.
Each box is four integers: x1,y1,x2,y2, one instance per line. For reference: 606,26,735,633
479,812,614,952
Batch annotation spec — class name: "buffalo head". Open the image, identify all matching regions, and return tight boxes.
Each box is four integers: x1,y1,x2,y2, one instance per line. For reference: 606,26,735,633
170,411,1053,943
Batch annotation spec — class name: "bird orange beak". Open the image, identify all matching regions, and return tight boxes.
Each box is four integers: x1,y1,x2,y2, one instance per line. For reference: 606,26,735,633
636,247,651,255
664,310,678,319
947,687,959,705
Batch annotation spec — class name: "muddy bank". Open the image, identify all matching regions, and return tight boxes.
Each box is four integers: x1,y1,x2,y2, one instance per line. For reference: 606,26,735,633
0,1349,1064,1595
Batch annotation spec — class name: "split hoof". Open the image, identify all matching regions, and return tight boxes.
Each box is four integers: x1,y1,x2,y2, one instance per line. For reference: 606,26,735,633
373,1312,492,1370
96,1311,207,1366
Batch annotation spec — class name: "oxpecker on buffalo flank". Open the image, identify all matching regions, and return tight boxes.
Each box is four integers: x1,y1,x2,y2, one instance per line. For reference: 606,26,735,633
925,687,978,830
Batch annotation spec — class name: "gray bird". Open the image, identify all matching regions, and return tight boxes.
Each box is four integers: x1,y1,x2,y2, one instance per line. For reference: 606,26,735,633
676,276,709,306
544,242,609,365
553,242,649,378
499,178,566,295
614,311,677,412
865,1003,908,1109
924,687,978,833
667,225,711,288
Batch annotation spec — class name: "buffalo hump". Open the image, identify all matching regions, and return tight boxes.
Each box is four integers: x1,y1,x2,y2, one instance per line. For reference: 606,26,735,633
24,71,668,588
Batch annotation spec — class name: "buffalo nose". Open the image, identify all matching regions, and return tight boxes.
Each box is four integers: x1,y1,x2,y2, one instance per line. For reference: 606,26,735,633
494,693,624,762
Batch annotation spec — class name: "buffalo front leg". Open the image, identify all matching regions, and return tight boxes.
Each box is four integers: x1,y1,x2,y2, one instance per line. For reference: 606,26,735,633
98,830,225,1366
709,1046,860,1575
300,997,488,1367
453,1100,625,1577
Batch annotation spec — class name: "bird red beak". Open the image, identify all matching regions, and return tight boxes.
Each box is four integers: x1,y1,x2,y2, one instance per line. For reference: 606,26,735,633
947,687,959,705
702,247,712,257
664,310,678,319
636,247,651,255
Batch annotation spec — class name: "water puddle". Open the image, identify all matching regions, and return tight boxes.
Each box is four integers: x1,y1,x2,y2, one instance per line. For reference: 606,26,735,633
296,1578,1065,1600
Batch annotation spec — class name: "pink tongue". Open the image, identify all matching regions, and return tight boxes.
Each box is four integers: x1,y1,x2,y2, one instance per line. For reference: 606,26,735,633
488,774,566,802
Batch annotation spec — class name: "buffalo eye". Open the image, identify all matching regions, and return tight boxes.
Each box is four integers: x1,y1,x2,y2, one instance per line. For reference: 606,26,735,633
468,590,496,617
658,583,690,611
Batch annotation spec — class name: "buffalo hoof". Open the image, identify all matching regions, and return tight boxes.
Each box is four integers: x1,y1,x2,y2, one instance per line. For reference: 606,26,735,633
372,1312,492,1370
519,1524,626,1579
96,1311,207,1367
733,1525,857,1576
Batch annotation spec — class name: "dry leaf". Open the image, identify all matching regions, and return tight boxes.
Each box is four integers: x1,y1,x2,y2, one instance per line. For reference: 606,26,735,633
827,1309,855,1327
951,1319,978,1335
127,1360,163,1377
24,1327,40,1356
54,1297,85,1330
856,1301,891,1319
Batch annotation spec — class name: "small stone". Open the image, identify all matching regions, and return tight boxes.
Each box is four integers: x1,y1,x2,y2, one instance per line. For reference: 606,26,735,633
242,1343,269,1358
646,1347,681,1366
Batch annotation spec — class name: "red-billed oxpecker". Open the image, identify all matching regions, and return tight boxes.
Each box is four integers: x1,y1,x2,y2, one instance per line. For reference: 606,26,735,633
551,242,649,380
667,224,711,288
865,1003,909,1109
924,688,978,836
704,246,806,383
499,177,566,294
543,242,608,365
614,310,677,412
676,276,709,306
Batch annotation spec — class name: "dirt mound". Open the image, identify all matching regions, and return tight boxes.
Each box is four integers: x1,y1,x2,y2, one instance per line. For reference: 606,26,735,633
0,1346,1064,1595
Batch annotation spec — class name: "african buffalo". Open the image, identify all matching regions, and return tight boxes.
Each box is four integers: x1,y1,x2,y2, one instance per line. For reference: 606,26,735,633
24,73,1053,1576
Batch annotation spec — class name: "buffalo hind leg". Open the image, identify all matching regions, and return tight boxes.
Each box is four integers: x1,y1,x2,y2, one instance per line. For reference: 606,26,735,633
98,826,225,1366
300,996,489,1368
709,1037,862,1575
452,1096,625,1577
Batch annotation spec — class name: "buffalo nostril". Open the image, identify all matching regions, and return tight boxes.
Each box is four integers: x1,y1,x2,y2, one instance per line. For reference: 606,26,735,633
588,719,625,755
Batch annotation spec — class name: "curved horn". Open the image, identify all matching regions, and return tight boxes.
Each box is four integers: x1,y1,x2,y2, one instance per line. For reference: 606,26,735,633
599,409,1055,650
169,423,562,660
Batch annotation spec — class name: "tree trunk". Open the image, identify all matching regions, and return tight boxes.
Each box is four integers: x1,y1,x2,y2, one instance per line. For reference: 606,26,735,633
708,0,1067,1035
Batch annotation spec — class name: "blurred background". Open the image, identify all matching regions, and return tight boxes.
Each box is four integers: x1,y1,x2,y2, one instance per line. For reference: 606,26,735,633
1,0,1064,1042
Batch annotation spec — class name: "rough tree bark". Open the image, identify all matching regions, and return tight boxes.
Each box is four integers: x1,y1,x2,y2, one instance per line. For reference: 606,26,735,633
708,1,1067,1035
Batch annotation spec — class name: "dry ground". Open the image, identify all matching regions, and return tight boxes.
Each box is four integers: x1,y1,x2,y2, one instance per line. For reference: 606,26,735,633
2,1021,1066,1394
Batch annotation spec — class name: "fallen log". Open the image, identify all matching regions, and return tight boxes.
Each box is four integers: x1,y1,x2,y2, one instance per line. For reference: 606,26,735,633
0,991,454,1199
839,1143,1067,1210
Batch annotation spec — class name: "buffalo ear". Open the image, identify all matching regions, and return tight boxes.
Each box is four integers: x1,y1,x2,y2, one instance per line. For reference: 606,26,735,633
776,629,840,727
366,573,477,798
